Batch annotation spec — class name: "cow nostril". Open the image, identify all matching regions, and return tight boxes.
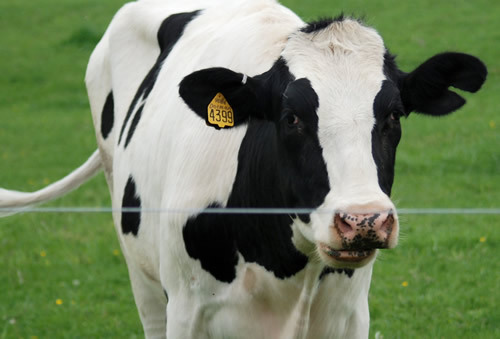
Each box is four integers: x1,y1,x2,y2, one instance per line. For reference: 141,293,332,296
381,213,395,234
334,213,353,234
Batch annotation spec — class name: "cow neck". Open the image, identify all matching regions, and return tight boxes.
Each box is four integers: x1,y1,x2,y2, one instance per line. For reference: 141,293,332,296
182,119,309,284
279,263,323,338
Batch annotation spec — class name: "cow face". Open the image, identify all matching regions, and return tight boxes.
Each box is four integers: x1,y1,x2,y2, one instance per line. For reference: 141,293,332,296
179,18,486,269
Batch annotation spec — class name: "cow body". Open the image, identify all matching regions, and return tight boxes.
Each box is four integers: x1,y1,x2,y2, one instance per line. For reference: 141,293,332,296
0,0,486,338
88,1,374,337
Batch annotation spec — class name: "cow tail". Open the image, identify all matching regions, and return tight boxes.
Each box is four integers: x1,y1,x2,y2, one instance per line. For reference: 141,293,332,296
0,149,102,217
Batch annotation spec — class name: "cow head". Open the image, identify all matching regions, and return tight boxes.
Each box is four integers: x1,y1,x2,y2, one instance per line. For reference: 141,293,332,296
179,18,487,269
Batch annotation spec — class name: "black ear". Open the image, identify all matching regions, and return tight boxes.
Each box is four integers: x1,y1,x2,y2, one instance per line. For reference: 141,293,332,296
179,67,260,129
400,52,487,116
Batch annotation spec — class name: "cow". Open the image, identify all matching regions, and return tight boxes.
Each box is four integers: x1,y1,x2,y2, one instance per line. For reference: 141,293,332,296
0,0,487,338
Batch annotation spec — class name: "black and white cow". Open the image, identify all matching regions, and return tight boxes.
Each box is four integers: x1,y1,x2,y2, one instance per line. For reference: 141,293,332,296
0,0,487,338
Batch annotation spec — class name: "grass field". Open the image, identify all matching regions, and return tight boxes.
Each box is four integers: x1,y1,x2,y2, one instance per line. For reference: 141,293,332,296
1,0,498,338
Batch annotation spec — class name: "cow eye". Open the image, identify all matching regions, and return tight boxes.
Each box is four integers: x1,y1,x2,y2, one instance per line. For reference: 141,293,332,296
287,114,300,127
390,110,402,122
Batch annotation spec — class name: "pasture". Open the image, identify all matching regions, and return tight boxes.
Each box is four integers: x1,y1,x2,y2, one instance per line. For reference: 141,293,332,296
0,0,498,337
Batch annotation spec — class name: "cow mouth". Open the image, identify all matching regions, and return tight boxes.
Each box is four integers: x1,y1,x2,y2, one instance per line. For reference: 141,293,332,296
319,243,375,263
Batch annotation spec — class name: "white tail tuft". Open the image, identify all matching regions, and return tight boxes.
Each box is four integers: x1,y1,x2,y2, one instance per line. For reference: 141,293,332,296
0,150,102,217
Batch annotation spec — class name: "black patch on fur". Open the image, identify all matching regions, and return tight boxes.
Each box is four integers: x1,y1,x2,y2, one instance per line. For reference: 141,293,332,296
371,80,404,195
252,57,297,121
121,176,141,236
384,51,487,116
319,267,355,280
179,67,258,128
183,72,330,283
100,91,114,139
179,58,296,129
399,52,487,116
383,52,403,85
118,10,201,146
124,104,144,148
300,14,348,33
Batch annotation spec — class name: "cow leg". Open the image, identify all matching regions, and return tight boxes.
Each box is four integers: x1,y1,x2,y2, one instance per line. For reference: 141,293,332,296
127,262,167,339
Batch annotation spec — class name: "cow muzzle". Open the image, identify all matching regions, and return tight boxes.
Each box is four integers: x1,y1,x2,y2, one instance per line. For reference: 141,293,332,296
318,208,398,268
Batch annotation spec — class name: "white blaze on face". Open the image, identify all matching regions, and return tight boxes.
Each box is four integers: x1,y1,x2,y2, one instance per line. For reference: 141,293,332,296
283,19,398,251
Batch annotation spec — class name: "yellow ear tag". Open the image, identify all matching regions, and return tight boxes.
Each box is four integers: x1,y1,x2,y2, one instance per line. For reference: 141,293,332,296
207,93,234,128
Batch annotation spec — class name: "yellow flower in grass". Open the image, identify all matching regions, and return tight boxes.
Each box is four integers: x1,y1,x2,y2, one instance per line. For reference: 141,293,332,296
56,299,63,305
40,251,47,257
401,281,409,287
113,249,120,256
489,120,496,129
479,236,486,243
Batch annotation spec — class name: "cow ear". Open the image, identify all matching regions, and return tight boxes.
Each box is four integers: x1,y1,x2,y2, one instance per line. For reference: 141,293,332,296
400,52,487,116
179,67,261,129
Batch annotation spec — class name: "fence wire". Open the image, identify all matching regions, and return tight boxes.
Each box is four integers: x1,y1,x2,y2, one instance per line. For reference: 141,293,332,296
1,207,500,215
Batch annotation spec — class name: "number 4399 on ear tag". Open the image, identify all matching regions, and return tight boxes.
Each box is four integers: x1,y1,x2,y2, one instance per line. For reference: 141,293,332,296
207,93,234,128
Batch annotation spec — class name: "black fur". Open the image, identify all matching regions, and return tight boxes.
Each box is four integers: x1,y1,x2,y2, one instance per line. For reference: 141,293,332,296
100,91,114,139
253,58,296,122
300,15,351,33
179,58,295,128
383,52,403,85
319,267,355,280
121,176,141,236
119,10,201,146
125,104,144,148
179,67,257,128
397,52,487,116
371,80,404,195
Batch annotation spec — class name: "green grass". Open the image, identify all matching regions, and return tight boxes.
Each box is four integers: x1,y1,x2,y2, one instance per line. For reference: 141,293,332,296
0,0,498,338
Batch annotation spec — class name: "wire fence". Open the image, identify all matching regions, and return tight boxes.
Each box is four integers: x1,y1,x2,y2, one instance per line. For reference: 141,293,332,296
1,207,500,215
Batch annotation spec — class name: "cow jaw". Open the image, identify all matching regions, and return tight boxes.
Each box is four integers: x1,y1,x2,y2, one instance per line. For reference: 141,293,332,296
318,245,377,268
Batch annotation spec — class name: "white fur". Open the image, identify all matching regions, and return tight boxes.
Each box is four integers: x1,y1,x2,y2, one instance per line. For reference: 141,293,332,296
0,1,400,338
